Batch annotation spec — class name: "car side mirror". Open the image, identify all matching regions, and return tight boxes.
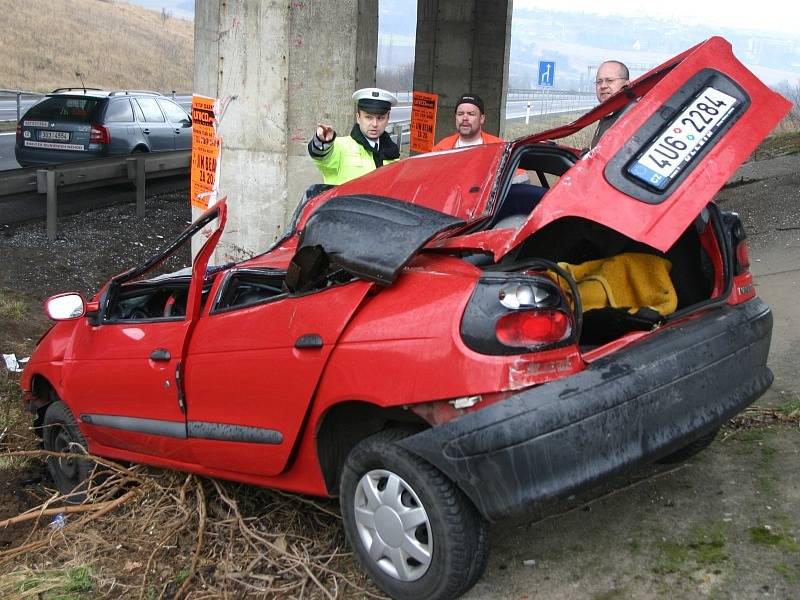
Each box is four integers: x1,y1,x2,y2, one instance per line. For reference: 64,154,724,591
182,117,192,127
45,293,86,320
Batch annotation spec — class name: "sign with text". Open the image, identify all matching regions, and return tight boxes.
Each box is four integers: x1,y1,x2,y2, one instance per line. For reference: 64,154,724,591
190,95,221,210
410,91,438,153
538,61,556,87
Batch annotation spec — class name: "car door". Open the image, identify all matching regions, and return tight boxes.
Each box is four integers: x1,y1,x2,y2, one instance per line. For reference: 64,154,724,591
182,275,374,478
502,37,792,257
133,97,175,151
181,196,462,478
102,98,139,155
59,203,226,462
158,98,192,150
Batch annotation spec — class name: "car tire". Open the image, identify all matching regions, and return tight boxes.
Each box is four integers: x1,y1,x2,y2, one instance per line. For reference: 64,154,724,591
42,401,93,503
657,427,720,465
340,429,489,600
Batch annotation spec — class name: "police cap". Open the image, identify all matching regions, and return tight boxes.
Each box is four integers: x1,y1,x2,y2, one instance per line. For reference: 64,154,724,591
352,88,398,114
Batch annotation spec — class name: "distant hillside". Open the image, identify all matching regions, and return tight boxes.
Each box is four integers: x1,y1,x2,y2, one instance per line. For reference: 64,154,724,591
2,0,193,93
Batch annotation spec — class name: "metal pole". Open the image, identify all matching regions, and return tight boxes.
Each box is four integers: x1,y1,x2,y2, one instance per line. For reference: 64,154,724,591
46,170,57,241
393,122,403,149
525,102,531,125
16,92,22,122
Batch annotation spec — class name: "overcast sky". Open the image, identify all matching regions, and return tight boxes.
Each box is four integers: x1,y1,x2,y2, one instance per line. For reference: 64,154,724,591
514,0,800,36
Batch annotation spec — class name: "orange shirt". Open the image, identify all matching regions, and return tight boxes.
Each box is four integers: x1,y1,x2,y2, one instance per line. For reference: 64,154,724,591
431,131,528,183
431,131,506,152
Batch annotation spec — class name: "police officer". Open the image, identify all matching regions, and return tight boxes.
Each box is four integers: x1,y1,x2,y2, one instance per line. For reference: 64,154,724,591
308,88,400,185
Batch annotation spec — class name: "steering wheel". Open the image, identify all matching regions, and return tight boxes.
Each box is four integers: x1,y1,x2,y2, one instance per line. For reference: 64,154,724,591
127,308,150,320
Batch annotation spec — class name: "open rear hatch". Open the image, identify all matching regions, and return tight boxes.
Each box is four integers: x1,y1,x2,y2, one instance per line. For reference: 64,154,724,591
502,36,791,258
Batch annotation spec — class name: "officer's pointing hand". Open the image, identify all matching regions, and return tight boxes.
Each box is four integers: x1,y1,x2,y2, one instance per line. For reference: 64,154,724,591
316,124,335,143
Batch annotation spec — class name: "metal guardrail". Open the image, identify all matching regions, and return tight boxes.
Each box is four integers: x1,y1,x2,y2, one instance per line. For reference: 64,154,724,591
0,89,46,123
0,150,190,240
390,121,411,148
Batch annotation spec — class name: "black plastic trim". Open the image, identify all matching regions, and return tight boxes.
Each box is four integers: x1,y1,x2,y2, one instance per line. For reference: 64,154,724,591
399,298,773,521
80,414,283,445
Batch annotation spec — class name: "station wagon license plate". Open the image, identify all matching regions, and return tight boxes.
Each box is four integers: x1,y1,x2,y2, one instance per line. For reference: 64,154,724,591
628,87,738,191
39,130,70,141
24,141,85,151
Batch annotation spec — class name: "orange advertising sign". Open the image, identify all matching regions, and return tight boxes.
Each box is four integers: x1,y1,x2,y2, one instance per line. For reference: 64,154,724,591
190,95,221,210
410,91,438,153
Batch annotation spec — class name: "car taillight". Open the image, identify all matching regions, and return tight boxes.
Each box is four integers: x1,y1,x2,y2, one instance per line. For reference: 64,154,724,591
461,274,575,355
16,123,22,141
735,239,750,274
496,310,571,347
90,124,110,144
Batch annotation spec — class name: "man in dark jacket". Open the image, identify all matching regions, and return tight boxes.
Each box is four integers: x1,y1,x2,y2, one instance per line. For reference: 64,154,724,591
589,60,630,149
308,88,400,184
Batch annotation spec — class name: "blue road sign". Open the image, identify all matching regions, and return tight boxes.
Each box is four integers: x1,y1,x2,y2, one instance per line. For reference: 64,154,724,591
538,61,555,87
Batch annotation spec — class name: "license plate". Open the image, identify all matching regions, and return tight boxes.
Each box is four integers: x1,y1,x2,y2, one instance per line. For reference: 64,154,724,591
628,87,738,191
39,130,70,141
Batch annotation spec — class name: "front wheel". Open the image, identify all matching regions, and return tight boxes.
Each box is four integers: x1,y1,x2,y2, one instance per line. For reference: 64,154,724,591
42,401,94,503
340,429,489,600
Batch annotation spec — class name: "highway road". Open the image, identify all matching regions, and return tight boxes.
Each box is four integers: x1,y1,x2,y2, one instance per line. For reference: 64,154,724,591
0,93,597,171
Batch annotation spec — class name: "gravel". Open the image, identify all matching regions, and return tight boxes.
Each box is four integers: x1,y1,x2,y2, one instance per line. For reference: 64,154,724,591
0,191,191,299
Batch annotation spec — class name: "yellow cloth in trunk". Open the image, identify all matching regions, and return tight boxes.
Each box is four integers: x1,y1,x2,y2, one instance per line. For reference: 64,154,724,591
556,252,678,316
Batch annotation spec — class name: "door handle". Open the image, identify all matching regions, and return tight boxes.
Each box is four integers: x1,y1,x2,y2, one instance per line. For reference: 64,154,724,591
142,128,151,135
150,348,171,361
174,128,180,134
295,334,323,349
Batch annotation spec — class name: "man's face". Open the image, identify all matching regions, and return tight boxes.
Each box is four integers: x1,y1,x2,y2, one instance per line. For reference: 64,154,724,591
356,109,390,141
455,103,485,138
595,63,629,102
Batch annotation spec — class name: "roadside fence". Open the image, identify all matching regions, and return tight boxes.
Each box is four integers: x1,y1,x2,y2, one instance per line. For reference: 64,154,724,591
0,150,190,240
0,89,46,123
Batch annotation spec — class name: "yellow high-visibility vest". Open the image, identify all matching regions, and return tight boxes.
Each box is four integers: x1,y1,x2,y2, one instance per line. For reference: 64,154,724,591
311,136,398,185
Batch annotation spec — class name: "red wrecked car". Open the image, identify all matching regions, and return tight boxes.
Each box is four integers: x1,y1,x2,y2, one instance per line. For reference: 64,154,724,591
21,37,790,600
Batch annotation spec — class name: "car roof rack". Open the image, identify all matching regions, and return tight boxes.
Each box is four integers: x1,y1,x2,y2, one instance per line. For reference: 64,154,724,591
108,90,164,97
50,87,105,94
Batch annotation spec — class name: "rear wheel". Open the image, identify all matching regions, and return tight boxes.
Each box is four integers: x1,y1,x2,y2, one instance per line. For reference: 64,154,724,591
340,429,489,600
42,401,93,503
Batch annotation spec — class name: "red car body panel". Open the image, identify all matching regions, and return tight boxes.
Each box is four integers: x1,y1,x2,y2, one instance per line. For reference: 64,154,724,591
20,37,789,508
300,143,505,228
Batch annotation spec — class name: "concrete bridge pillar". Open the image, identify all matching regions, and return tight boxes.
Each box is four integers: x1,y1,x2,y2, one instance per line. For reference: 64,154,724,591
413,0,512,142
194,0,377,262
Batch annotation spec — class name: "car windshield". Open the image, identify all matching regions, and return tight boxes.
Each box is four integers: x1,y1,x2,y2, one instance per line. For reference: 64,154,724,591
25,96,103,123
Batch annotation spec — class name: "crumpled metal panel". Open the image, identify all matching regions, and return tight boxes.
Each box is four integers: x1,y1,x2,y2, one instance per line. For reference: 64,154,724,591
295,194,464,286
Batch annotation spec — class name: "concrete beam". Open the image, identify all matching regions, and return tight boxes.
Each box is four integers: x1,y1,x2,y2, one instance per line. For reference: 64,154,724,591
414,0,512,143
194,0,377,262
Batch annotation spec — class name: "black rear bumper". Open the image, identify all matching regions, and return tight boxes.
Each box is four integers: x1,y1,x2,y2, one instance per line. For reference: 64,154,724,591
398,299,773,521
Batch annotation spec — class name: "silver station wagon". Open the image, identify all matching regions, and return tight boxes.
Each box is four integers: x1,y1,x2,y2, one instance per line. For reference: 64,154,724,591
15,89,192,167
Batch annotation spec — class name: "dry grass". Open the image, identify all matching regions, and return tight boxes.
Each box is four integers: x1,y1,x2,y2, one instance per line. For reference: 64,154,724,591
0,449,383,599
2,0,193,93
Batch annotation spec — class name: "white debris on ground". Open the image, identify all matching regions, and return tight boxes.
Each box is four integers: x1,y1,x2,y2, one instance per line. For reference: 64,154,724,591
3,353,28,373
